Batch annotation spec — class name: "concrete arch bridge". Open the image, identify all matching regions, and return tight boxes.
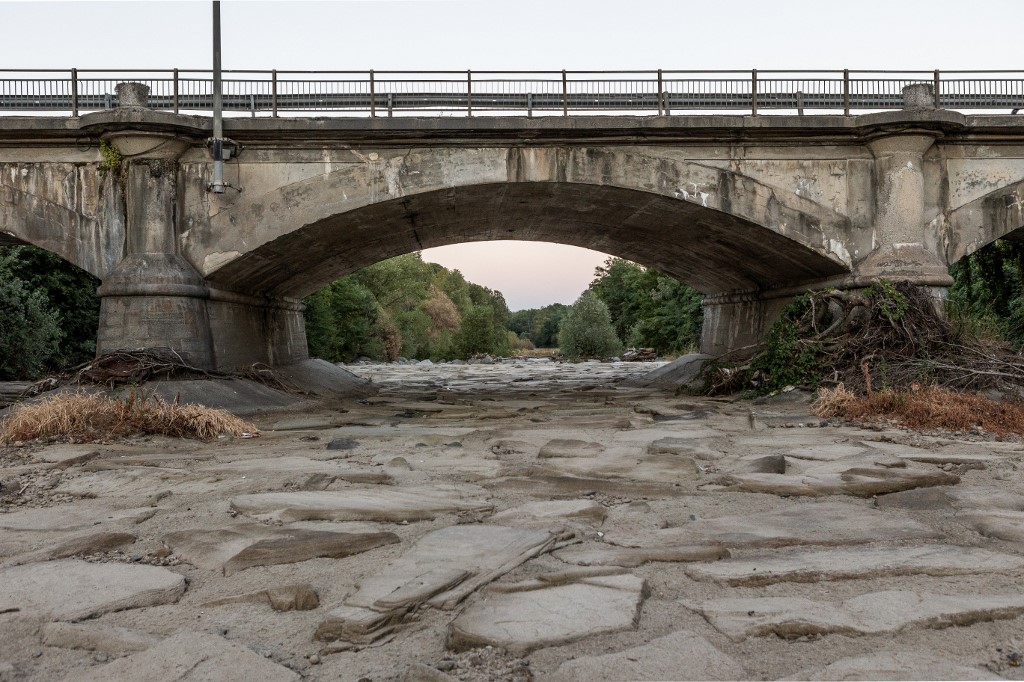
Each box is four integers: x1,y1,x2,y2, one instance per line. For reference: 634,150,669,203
1,96,1023,370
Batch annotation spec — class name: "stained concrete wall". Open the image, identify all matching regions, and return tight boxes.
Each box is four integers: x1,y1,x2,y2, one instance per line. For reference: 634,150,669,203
2,111,1024,369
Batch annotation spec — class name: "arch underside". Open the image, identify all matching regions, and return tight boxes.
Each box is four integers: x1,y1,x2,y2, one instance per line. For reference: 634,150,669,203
948,177,1024,263
208,183,850,300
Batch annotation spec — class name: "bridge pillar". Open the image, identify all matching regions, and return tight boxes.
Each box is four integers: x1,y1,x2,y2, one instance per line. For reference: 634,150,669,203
95,131,216,367
855,133,952,287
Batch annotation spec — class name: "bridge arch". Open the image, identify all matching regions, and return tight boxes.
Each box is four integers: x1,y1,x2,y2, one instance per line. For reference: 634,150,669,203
195,147,853,299
0,166,124,279
947,178,1024,263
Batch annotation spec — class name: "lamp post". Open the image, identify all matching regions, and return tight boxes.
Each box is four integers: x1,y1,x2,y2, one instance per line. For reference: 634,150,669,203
210,0,225,193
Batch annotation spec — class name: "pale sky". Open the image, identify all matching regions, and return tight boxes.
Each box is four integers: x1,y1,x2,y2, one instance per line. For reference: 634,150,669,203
2,0,1018,309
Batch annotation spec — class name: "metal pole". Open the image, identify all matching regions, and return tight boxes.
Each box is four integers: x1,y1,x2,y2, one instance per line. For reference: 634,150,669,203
369,70,375,117
173,68,179,113
562,69,568,116
933,69,941,108
843,68,850,115
751,69,758,115
271,69,278,117
210,0,225,193
70,68,78,117
657,69,663,115
467,70,473,117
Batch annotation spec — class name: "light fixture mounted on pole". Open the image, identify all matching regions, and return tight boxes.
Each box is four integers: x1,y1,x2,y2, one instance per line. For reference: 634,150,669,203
208,0,240,193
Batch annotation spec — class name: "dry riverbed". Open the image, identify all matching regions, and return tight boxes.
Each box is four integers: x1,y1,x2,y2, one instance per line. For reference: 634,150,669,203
1,359,1023,681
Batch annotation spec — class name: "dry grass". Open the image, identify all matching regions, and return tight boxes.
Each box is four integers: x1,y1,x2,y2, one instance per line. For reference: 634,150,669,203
0,390,259,444
813,383,1024,437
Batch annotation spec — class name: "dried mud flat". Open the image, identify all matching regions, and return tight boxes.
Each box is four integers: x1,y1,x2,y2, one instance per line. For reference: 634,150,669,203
1,359,1023,681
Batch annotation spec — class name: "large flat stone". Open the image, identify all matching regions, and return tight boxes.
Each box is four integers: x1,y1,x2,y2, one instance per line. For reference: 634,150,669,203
165,523,398,575
229,486,493,522
0,560,185,621
447,572,648,654
708,465,959,497
489,500,607,526
551,630,745,681
604,501,935,549
40,622,162,654
684,544,1024,586
67,631,300,681
202,456,391,484
553,543,728,567
784,651,1003,681
537,439,606,458
0,505,156,532
686,590,1024,641
963,510,1024,545
4,531,137,567
316,525,559,644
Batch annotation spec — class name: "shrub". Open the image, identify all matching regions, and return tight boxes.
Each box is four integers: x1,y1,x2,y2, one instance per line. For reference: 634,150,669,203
0,390,259,443
558,291,623,360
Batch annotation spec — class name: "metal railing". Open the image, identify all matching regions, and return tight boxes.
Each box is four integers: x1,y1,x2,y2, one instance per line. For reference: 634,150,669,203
1,69,1022,117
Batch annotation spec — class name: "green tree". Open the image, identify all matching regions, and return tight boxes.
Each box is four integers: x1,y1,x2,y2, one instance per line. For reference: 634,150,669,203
558,291,623,360
303,278,381,362
456,305,495,356
588,257,704,354
0,245,100,368
949,239,1024,347
0,277,62,379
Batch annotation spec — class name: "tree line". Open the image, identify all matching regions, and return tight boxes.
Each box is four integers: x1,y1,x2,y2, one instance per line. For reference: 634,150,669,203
3,241,1024,379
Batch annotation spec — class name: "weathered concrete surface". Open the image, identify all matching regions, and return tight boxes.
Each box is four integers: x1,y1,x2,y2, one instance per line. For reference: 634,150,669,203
3,111,1024,366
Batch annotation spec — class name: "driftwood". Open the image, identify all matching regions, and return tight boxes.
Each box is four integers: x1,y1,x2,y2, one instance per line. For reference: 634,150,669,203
707,282,1024,396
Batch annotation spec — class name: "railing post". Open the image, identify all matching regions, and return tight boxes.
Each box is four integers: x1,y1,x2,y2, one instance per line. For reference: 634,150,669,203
751,68,758,115
369,70,375,117
271,69,278,117
71,68,78,117
562,69,568,116
933,69,941,108
843,68,850,115
467,69,472,117
657,69,664,115
172,68,179,113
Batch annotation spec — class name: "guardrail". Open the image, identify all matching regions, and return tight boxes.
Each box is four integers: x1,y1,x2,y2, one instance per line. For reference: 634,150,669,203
1,69,1022,117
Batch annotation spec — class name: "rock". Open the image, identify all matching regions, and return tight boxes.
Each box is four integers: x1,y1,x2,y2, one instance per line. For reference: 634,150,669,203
316,525,560,644
66,632,300,682
621,353,712,389
551,630,745,681
743,454,788,474
40,622,161,654
202,583,319,611
646,438,724,460
537,439,606,459
784,651,1003,681
223,529,399,576
326,438,360,451
686,590,1024,641
684,544,1024,586
165,524,398,575
0,560,185,621
387,456,413,470
447,572,648,654
4,531,137,566
0,505,156,531
553,543,728,567
229,487,493,522
416,359,433,366
203,457,390,484
489,500,608,526
709,464,959,497
962,510,1024,545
